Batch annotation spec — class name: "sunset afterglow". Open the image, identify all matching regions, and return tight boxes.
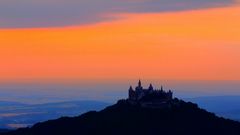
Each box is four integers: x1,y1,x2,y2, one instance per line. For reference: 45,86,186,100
1,5,240,81
1,2,240,131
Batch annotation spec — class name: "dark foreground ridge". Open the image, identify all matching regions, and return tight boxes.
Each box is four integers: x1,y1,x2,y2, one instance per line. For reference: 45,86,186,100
2,81,240,135
2,99,240,135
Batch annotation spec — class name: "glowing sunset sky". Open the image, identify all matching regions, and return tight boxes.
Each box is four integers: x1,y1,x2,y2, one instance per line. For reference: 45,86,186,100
1,0,240,82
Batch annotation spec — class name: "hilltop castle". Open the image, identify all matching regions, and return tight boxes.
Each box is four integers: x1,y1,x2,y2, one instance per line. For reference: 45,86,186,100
128,80,173,103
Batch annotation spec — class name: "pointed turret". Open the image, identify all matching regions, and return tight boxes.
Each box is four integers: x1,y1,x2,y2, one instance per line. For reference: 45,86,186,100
128,86,135,100
129,86,133,91
136,80,143,91
161,85,163,91
138,80,142,87
148,83,153,91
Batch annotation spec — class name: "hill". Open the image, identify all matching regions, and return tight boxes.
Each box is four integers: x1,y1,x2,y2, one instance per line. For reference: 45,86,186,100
2,98,240,135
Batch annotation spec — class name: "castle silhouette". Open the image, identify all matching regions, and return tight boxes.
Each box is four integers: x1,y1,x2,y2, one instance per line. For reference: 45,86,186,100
128,80,173,103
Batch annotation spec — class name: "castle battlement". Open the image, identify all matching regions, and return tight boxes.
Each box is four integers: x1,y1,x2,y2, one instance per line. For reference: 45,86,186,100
128,80,173,103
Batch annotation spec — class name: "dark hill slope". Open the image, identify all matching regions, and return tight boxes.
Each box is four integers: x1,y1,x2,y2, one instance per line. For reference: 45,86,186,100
3,99,240,135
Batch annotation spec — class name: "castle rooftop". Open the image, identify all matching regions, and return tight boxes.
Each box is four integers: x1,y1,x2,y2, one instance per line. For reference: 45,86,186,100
128,80,173,104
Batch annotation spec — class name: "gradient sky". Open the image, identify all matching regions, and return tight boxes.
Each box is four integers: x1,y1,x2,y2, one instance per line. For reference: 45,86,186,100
0,1,240,102
1,1,240,81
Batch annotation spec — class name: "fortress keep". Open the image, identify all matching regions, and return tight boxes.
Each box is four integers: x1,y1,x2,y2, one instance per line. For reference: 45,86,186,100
128,80,173,103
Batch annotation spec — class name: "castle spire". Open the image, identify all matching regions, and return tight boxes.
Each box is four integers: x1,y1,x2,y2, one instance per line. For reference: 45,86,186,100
148,83,153,91
135,79,143,91
129,86,133,91
161,85,163,91
138,80,142,87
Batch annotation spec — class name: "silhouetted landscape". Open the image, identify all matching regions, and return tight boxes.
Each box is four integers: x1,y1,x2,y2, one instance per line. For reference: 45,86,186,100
1,0,240,134
0,101,109,129
2,99,240,135
1,81,240,135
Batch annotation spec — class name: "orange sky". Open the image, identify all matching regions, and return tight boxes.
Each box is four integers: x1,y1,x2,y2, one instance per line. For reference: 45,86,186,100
1,6,240,82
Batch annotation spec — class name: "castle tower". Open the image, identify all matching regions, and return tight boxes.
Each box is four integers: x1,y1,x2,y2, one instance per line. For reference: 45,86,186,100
138,80,142,87
129,86,133,91
135,80,143,91
128,86,135,100
148,84,154,91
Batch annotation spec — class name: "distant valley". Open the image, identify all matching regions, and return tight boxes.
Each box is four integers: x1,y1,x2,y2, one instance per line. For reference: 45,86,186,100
186,96,240,121
0,101,109,129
